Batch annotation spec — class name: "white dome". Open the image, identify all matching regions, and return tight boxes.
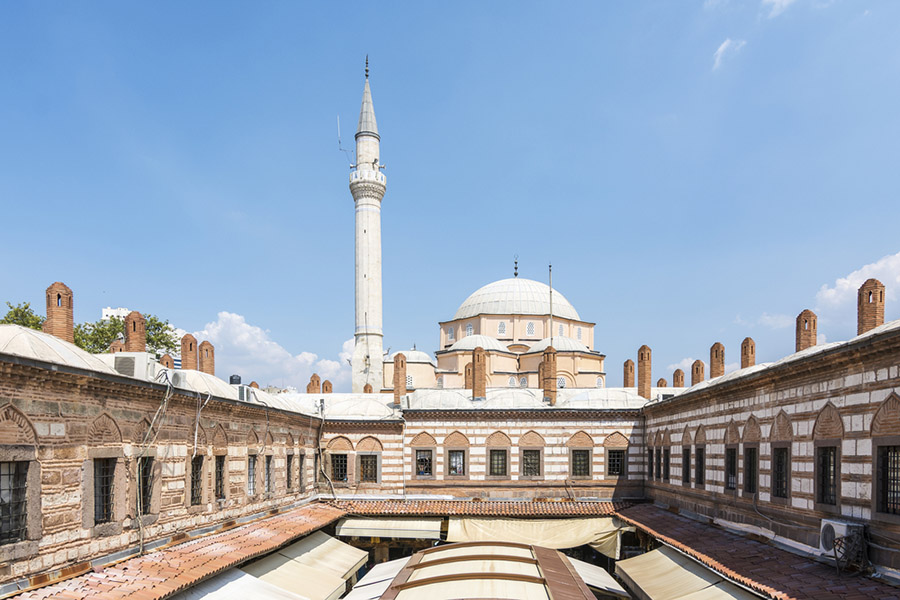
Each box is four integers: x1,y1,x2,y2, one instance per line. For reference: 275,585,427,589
448,334,509,352
453,278,580,321
386,349,435,364
0,324,118,375
528,336,589,353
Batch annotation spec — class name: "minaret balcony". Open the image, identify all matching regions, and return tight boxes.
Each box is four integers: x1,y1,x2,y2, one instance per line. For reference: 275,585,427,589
349,169,386,185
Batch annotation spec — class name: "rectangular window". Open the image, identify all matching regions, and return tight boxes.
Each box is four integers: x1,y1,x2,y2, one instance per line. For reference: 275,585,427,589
0,461,28,544
682,449,690,485
744,447,758,494
572,450,591,477
360,455,378,483
725,448,737,490
331,454,348,483
878,445,900,515
286,454,294,490
817,446,837,505
137,457,153,515
191,456,203,505
655,449,662,479
663,449,670,481
215,455,226,500
648,449,654,479
248,455,257,495
415,450,433,477
298,455,305,491
489,449,508,477
695,448,705,486
94,458,116,524
265,456,273,493
772,447,789,498
448,450,466,476
608,449,625,476
522,449,541,477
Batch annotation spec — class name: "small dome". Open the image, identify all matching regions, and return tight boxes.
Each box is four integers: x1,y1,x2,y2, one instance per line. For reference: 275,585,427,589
0,324,118,375
528,336,589,353
448,334,508,352
453,278,580,320
386,349,435,364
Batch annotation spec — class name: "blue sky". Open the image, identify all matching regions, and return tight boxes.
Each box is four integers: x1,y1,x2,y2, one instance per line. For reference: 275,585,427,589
2,1,899,390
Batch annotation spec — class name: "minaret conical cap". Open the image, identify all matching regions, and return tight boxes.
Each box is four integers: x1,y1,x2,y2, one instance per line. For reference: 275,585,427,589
356,77,379,140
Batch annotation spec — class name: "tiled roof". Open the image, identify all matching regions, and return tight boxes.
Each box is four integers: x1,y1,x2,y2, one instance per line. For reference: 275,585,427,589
328,499,628,517
616,504,900,600
8,503,345,600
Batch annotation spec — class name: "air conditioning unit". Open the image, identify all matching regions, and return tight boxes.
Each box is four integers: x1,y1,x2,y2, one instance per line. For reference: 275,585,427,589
819,518,865,555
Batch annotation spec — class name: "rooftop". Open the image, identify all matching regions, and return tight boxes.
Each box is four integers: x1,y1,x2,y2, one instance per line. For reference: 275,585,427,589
452,278,581,321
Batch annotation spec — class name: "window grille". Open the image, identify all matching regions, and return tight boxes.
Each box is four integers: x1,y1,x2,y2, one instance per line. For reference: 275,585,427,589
558,324,564,336
447,327,454,341
526,322,535,336
215,455,226,499
772,447,789,498
465,324,473,337
416,450,433,476
596,377,603,388
360,455,378,483
287,454,294,490
663,449,670,481
489,449,507,477
557,377,566,389
522,449,541,477
878,445,900,514
331,454,348,482
608,449,625,476
448,450,465,476
94,458,116,524
0,461,27,544
191,456,203,505
682,449,690,484
655,448,662,479
519,377,527,388
572,450,591,477
137,457,153,515
817,446,837,505
298,455,305,491
744,447,758,494
508,376,516,387
265,455,273,493
695,448,705,485
437,376,443,389
725,448,737,490
406,375,413,388
577,327,582,340
498,322,506,335
247,455,257,495
648,449,654,480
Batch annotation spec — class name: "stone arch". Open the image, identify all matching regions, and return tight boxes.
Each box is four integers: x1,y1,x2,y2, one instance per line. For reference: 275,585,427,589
771,411,793,442
212,424,228,450
486,431,511,447
603,431,629,448
743,416,762,444
285,432,295,447
661,429,671,446
681,425,693,447
89,413,122,445
357,436,383,452
0,404,37,445
566,431,594,448
444,431,470,447
191,423,208,448
327,436,353,451
411,432,436,447
131,418,152,445
246,430,259,447
724,420,740,445
872,393,900,436
694,425,707,446
519,430,545,447
263,431,274,449
653,431,663,447
813,402,844,440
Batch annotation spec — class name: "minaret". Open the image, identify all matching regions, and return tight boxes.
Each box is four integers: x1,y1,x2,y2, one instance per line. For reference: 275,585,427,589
350,58,386,393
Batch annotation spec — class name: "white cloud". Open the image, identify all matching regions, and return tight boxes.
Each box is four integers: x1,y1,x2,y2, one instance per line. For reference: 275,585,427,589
713,38,746,71
758,312,793,329
667,357,696,373
814,250,900,330
195,311,353,391
724,361,741,374
762,0,798,18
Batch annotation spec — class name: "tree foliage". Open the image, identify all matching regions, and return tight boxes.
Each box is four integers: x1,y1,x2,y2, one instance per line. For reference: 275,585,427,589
74,314,179,355
0,302,45,330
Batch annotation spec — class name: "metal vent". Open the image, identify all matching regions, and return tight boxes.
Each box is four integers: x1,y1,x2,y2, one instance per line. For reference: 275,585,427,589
114,356,135,377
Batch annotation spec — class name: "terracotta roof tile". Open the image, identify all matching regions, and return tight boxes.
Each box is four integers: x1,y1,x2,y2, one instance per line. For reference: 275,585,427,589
7,503,345,600
616,504,900,600
328,498,628,517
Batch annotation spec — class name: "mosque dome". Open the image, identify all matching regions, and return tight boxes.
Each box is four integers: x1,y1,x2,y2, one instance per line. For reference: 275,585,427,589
452,278,580,321
528,336,589,354
448,334,509,352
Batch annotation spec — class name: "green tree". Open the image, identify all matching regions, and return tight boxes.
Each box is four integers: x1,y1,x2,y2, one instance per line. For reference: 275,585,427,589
74,314,179,355
1,302,45,330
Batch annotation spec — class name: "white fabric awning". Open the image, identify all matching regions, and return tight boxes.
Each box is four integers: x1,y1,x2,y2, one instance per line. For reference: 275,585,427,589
240,554,346,600
343,557,411,600
336,517,443,539
169,568,310,600
567,557,629,598
278,530,368,580
447,517,619,557
615,546,757,600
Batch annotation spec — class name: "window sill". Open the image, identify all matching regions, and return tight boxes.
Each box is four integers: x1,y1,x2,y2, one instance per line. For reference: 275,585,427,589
814,501,841,516
92,522,123,538
0,539,39,562
187,504,205,515
769,494,790,506
519,475,544,481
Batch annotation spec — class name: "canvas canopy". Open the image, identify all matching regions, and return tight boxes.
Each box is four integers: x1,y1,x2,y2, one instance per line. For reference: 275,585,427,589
343,558,411,600
447,517,620,557
169,568,310,600
278,530,368,579
567,556,630,598
336,516,443,539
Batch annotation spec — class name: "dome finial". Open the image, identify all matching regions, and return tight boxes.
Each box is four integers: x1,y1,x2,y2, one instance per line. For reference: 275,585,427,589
514,254,518,278
365,55,369,79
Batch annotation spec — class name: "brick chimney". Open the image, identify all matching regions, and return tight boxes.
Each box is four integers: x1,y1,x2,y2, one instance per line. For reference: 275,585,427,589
710,342,724,378
858,278,885,335
464,363,473,389
795,309,817,352
306,373,321,393
124,311,146,352
541,347,557,406
198,341,215,375
181,334,198,370
623,359,635,388
741,337,755,369
159,354,174,368
109,340,125,353
322,380,332,393
691,360,705,386
637,345,651,399
393,352,407,403
42,282,74,343
657,378,667,387
673,369,685,387
473,347,487,400
249,381,259,389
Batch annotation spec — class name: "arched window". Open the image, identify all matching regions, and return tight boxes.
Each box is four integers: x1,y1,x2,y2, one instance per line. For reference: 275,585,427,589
447,327,454,341
526,322,535,336
558,324,564,336
437,376,443,389
577,327,582,340
596,376,603,388
557,377,566,388
498,322,506,335
56,293,61,307
465,324,473,337
508,376,516,387
519,377,527,388
406,375,413,388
